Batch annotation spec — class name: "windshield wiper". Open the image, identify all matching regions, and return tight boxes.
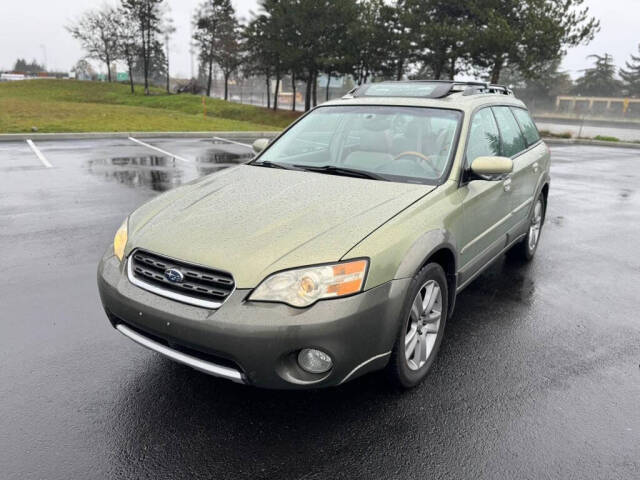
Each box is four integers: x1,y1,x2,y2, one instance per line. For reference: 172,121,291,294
292,164,389,181
251,160,297,170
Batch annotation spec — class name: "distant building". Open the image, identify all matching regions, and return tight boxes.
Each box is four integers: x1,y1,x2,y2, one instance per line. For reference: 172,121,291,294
556,96,640,118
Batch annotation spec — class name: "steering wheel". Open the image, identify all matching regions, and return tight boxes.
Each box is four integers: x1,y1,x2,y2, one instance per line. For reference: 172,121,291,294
392,151,439,175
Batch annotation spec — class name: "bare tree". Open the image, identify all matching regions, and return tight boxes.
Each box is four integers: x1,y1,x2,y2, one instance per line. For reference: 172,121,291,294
66,6,120,82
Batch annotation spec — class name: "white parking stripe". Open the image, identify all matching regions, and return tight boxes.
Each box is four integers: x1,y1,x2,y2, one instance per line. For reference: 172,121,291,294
26,139,53,168
128,137,191,162
212,136,253,149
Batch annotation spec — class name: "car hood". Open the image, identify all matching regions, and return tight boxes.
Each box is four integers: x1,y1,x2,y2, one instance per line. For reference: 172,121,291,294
126,165,433,288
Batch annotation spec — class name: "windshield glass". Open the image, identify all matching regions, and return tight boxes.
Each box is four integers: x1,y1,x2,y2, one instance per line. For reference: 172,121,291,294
252,106,462,184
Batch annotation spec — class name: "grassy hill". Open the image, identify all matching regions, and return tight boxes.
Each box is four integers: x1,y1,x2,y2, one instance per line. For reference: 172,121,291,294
0,80,300,133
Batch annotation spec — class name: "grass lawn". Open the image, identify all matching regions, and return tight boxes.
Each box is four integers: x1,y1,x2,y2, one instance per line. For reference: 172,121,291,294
0,79,300,133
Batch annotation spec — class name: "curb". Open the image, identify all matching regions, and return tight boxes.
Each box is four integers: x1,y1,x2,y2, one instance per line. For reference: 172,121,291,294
0,131,281,142
543,137,640,150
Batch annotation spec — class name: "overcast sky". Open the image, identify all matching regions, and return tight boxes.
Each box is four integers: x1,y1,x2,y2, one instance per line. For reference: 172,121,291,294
1,0,638,79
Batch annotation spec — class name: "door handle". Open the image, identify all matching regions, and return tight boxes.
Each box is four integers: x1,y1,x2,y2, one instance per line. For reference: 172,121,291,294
532,163,540,173
503,178,512,192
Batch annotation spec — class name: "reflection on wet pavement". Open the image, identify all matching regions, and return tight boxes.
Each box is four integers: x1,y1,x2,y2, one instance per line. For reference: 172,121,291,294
86,155,184,192
195,148,252,165
84,143,253,192
463,256,537,306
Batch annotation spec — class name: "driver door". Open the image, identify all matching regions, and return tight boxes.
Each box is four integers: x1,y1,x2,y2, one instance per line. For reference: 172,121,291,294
458,107,513,287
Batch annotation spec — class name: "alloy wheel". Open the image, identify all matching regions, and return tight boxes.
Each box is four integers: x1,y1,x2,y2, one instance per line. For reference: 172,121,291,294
528,199,543,251
405,280,442,371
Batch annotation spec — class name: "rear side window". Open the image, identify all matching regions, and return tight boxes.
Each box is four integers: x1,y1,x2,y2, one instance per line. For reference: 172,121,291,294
511,108,541,146
492,106,527,157
466,108,501,167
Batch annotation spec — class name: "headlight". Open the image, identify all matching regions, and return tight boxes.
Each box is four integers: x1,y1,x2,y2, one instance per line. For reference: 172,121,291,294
113,219,128,262
248,259,368,307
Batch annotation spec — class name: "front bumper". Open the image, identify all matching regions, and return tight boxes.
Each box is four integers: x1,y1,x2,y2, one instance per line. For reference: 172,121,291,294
97,250,410,389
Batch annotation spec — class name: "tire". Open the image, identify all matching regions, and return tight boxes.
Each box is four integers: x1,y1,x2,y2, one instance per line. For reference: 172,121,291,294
510,193,546,262
386,263,448,389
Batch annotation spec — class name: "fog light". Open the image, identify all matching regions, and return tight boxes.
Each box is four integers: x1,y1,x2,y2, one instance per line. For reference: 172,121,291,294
297,348,333,374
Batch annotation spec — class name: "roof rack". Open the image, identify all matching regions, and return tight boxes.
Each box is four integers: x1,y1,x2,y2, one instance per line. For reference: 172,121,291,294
345,80,513,100
459,83,513,97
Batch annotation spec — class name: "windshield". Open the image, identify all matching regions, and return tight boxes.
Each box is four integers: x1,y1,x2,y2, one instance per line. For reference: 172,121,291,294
252,106,462,184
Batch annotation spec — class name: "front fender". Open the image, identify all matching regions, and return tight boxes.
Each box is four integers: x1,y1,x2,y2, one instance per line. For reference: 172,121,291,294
394,229,459,318
394,228,458,280
529,171,551,219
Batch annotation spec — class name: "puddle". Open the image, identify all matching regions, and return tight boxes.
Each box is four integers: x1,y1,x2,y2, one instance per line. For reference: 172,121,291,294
86,155,184,192
195,148,252,165
85,153,247,192
94,156,177,168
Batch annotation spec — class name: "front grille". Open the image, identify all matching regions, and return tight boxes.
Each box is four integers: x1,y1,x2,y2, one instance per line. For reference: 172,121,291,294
129,249,235,308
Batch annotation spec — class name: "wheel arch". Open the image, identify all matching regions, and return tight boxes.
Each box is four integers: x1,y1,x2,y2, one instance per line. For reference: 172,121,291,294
394,229,458,318
541,182,549,202
541,182,550,215
537,180,550,225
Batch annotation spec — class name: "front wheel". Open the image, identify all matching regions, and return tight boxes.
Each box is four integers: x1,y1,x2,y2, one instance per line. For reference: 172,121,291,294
510,194,546,261
386,263,448,388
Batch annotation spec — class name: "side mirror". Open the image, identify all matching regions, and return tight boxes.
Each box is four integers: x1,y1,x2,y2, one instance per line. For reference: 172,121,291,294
470,156,513,177
252,138,270,154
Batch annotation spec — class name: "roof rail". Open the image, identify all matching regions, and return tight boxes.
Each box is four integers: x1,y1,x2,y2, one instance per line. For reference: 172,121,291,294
347,80,514,99
460,83,513,97
432,81,513,97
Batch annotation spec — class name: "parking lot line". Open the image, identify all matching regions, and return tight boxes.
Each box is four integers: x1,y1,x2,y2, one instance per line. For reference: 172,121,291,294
212,136,253,149
128,137,191,162
25,139,53,168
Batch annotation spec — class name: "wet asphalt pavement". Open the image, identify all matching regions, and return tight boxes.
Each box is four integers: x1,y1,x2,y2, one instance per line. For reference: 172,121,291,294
1,138,639,479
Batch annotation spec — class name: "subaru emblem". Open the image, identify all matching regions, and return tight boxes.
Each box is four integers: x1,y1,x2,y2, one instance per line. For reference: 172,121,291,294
164,268,184,283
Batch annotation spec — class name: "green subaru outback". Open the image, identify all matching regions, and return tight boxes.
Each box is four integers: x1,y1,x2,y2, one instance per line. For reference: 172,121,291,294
98,80,550,389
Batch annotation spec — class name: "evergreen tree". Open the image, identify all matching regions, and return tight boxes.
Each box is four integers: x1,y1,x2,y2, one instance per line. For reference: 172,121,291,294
470,0,599,83
13,58,45,74
349,0,395,85
269,0,358,110
502,60,574,110
193,0,237,98
620,44,640,97
133,39,167,86
121,0,166,95
406,0,472,80
574,53,623,97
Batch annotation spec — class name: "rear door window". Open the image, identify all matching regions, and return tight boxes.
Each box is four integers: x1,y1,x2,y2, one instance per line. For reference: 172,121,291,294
511,108,541,146
465,108,501,167
492,106,527,157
